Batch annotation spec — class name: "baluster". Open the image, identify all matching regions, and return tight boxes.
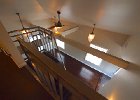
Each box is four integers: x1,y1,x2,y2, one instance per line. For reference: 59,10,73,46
59,82,64,100
49,74,58,96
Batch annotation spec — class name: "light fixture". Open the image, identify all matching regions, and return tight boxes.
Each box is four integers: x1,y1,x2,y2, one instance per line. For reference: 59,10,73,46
16,13,29,42
53,10,63,35
54,27,61,35
55,10,62,28
21,30,29,34
16,13,28,34
88,24,96,42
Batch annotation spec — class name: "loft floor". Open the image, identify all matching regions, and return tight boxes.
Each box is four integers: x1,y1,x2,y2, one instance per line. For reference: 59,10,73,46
0,52,53,100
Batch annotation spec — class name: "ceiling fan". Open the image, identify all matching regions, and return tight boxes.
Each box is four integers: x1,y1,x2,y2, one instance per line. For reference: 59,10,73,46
14,11,78,37
48,11,63,29
48,10,79,36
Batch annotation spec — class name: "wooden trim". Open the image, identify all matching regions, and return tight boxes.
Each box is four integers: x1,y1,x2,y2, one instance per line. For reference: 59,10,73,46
8,26,39,34
57,36,129,69
25,65,60,100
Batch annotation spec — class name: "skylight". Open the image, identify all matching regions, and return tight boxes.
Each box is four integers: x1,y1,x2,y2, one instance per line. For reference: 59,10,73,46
56,39,65,49
90,44,108,53
85,44,108,66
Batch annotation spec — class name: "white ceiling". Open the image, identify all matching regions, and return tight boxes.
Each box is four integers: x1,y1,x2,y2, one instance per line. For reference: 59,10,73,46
0,0,140,35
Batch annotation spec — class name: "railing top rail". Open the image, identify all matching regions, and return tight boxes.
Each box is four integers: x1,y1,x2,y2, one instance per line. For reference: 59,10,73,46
8,26,52,34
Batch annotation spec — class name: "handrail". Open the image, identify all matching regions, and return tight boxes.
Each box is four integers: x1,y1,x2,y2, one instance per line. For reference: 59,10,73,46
9,26,65,70
17,37,107,100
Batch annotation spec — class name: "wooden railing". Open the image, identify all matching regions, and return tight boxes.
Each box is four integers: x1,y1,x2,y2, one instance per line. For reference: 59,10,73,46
0,47,11,56
8,26,63,65
18,38,107,100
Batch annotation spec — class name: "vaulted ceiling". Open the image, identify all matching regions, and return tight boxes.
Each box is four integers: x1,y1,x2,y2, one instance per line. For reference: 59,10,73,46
0,0,140,35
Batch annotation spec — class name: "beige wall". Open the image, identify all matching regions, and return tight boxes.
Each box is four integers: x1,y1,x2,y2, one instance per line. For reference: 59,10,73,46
0,21,26,68
99,34,140,100
122,35,140,66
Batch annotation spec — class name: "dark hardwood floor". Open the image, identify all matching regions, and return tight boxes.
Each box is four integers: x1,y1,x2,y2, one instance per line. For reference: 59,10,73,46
44,50,111,91
0,52,53,100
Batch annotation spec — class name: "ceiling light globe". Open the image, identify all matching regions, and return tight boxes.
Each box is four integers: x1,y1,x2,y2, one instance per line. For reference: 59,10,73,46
88,33,95,42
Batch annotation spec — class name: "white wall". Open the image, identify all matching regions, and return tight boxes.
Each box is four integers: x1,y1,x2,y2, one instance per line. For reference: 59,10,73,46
122,35,140,66
63,25,129,77
99,34,140,100
0,21,26,68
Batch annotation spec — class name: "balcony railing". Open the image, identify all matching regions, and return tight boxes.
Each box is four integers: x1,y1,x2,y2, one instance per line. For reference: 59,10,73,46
9,26,107,100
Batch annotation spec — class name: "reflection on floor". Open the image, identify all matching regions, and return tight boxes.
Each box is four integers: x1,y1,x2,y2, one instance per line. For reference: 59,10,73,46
44,50,111,91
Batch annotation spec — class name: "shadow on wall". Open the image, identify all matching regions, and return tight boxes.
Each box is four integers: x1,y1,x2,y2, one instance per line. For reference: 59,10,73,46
127,63,140,76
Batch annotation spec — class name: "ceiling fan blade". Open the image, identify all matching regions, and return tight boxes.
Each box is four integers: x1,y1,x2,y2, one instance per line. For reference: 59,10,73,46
48,25,55,29
49,17,57,23
61,26,79,36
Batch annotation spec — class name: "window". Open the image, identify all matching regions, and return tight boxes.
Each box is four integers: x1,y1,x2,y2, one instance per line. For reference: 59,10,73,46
85,44,108,66
29,35,41,42
29,36,65,50
90,44,108,53
38,46,43,51
56,39,65,49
